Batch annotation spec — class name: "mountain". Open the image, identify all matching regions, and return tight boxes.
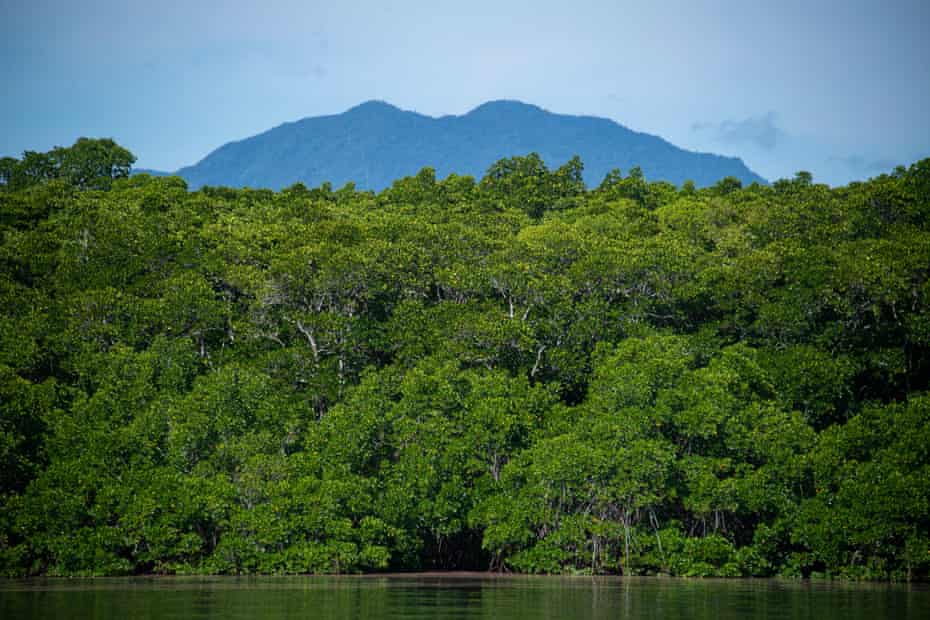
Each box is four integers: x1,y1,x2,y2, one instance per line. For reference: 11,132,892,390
165,100,766,190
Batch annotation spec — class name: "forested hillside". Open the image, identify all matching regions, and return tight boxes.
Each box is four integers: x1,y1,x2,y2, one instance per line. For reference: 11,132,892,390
1,140,929,580
166,100,766,190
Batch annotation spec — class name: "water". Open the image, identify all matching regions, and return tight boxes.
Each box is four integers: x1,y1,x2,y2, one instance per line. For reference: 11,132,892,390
1,574,928,619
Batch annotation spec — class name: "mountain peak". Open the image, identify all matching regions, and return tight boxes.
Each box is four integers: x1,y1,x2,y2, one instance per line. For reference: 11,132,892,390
175,100,767,190
466,100,546,117
345,100,404,115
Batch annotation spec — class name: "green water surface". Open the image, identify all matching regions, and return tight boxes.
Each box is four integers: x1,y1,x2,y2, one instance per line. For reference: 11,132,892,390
1,574,928,619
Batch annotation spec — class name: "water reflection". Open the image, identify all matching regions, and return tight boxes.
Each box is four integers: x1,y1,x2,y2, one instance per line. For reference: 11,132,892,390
1,575,928,619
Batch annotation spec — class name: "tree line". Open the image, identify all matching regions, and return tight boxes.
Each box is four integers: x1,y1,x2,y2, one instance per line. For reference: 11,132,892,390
0,139,928,579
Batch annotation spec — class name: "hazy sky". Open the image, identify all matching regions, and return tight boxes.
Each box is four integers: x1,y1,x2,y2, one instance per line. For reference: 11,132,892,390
3,0,928,185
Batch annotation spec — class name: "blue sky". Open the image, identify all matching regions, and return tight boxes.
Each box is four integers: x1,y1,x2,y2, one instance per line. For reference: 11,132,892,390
3,0,928,185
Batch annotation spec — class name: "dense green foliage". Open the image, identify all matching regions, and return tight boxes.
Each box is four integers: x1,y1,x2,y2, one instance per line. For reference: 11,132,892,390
1,141,929,580
0,138,135,191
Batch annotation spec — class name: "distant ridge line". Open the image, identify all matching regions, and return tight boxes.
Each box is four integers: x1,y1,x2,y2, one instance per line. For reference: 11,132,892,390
137,100,767,190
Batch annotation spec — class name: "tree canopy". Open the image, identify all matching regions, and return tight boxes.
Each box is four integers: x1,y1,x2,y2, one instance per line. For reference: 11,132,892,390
0,138,135,191
1,145,928,580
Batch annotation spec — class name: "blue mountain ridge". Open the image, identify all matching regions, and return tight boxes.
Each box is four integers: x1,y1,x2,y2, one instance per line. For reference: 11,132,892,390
145,100,767,190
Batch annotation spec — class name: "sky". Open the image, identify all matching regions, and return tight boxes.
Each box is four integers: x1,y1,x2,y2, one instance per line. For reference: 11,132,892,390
2,0,929,185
